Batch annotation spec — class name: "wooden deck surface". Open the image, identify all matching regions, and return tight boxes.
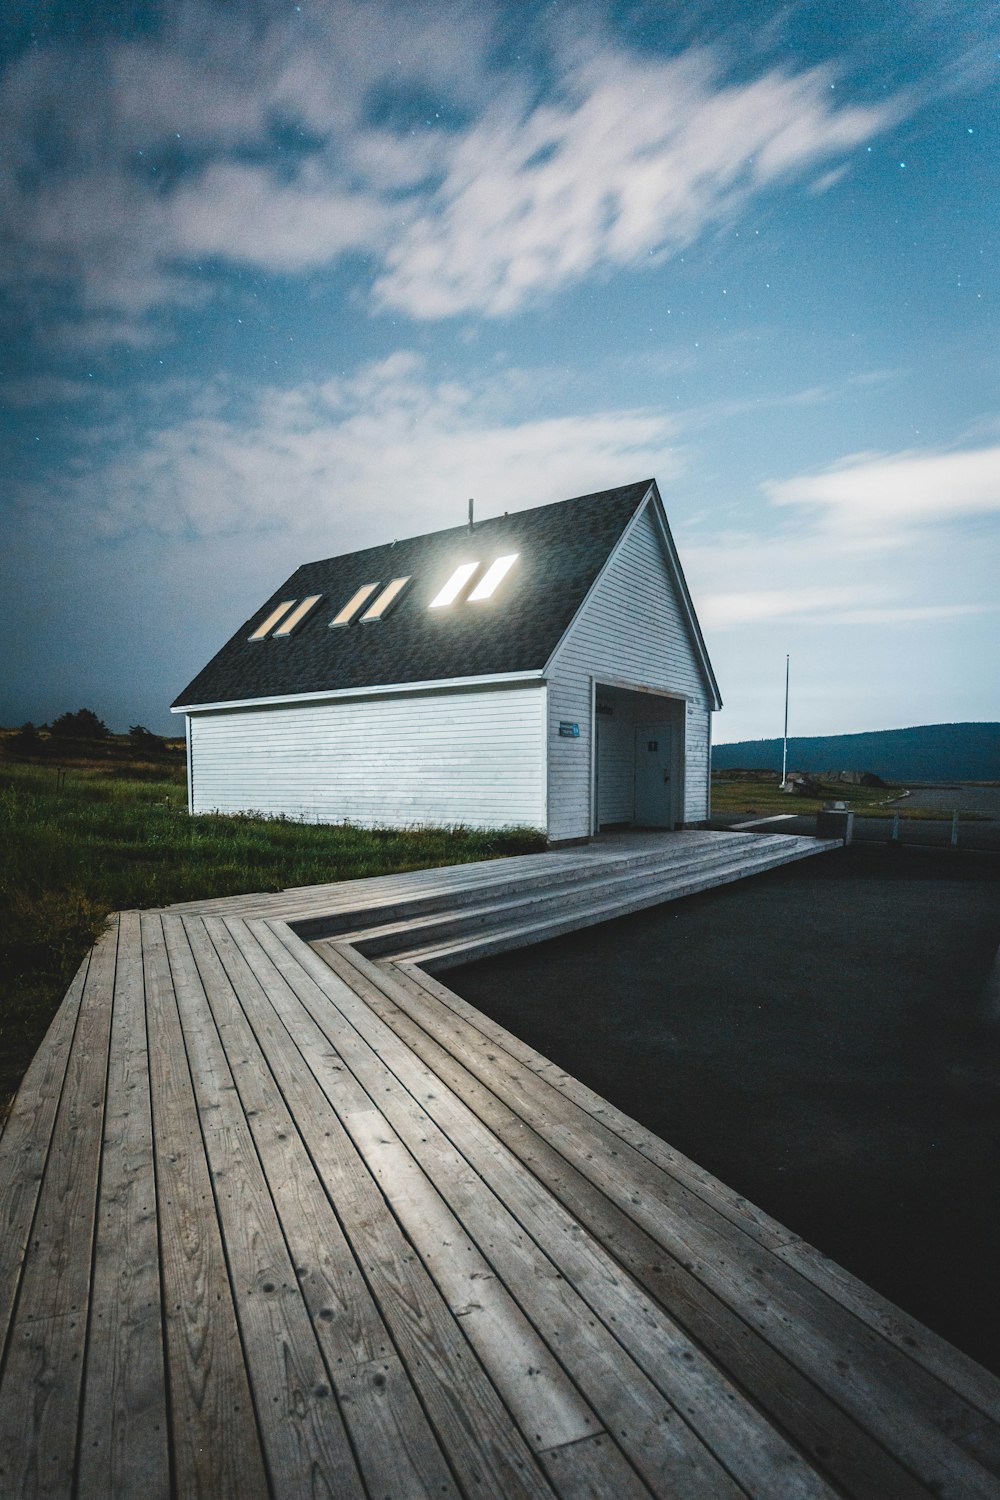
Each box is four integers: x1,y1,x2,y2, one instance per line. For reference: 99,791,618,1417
2,833,999,1499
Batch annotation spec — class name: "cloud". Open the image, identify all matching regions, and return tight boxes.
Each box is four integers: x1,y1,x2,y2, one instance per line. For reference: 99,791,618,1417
166,162,391,271
825,603,999,624
1,4,903,341
698,586,871,628
25,352,681,549
699,590,997,629
372,50,897,317
677,434,1000,644
764,443,1000,537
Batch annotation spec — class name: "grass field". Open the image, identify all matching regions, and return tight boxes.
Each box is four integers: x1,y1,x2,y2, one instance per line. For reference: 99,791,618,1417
706,770,974,819
0,734,545,1117
709,772,899,818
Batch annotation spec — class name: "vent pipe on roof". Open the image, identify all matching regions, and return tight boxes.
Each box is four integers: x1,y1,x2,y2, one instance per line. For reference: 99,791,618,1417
468,498,474,532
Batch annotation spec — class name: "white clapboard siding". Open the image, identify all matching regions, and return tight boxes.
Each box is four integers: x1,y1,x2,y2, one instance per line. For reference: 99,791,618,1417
547,501,713,841
188,685,547,830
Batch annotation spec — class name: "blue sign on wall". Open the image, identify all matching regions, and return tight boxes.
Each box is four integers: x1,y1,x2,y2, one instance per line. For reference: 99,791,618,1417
559,721,580,738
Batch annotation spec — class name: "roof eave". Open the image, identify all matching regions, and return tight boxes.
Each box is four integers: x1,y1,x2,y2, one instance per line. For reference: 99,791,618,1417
171,667,548,715
645,481,723,710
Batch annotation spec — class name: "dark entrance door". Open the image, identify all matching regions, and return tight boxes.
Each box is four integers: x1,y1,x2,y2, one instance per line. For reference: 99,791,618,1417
634,724,674,827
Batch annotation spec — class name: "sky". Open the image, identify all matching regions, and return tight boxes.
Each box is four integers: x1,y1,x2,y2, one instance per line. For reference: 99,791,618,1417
1,0,998,742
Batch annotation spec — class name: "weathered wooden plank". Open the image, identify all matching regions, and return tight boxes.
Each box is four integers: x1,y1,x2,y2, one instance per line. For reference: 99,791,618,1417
161,914,366,1500
335,945,933,1500
209,917,596,1468
160,852,570,920
253,921,803,1500
184,927,555,1500
78,911,169,1499
0,949,90,1365
960,1419,1000,1476
539,1432,654,1500
141,913,269,1500
190,915,461,1500
336,1104,607,1456
0,919,118,1500
776,1240,1000,1427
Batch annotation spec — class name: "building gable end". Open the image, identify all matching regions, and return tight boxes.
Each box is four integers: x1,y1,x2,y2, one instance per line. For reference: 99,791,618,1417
544,483,720,708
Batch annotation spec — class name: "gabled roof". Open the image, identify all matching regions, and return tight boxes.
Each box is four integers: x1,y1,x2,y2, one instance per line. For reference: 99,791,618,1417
172,480,717,710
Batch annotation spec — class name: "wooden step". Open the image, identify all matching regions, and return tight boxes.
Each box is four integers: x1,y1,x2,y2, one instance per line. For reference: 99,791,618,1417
340,835,802,958
288,831,780,940
163,834,732,920
395,838,837,971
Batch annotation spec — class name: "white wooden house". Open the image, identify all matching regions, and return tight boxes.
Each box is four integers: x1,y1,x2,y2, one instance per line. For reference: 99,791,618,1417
171,479,721,842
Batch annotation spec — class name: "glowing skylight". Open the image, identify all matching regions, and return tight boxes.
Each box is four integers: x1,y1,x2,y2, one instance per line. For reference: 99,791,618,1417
429,562,480,608
361,576,411,622
248,600,296,640
273,594,322,637
329,583,380,628
468,553,519,600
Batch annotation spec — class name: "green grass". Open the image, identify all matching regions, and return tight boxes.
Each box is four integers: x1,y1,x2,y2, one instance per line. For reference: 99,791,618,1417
710,771,979,819
0,743,545,1118
710,773,896,818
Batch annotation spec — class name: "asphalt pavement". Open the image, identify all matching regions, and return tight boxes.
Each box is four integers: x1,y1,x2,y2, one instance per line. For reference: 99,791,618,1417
893,783,1000,817
449,841,1000,1373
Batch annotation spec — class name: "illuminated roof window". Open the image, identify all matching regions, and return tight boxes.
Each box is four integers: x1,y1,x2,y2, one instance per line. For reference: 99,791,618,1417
360,576,411,623
248,600,297,640
468,553,519,601
329,583,380,628
273,594,322,637
429,561,480,608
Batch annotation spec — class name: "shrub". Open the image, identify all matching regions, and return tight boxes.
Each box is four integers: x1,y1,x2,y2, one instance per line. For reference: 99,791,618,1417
50,708,109,740
128,724,165,752
10,722,41,754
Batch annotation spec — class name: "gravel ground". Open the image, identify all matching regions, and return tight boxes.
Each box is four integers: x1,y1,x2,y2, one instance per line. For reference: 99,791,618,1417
448,843,1000,1373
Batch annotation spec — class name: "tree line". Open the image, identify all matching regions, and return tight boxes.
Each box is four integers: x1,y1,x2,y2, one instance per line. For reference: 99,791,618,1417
10,709,169,753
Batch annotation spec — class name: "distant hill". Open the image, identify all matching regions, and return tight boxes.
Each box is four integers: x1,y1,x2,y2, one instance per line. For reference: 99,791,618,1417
712,722,1000,783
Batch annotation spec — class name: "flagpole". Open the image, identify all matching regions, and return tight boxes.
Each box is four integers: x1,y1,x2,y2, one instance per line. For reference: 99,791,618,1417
780,654,790,788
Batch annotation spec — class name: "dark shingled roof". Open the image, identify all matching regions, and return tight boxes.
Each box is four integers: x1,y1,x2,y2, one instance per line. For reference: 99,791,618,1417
173,481,654,709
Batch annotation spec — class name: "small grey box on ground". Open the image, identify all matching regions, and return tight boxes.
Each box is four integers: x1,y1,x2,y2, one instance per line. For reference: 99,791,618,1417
817,807,855,842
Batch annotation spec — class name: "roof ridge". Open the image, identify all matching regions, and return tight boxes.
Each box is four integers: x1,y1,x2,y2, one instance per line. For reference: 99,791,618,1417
296,479,653,570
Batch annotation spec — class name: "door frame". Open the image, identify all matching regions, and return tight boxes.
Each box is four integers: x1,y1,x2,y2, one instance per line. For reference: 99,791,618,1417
589,676,689,835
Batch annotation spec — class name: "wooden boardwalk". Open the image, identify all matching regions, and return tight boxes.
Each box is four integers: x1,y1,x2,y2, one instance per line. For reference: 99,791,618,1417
1,831,999,1499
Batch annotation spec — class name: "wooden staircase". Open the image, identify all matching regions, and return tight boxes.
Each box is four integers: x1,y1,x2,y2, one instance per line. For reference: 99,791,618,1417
300,830,839,970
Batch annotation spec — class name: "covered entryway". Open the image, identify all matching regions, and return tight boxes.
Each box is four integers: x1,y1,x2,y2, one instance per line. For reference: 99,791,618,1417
593,682,686,831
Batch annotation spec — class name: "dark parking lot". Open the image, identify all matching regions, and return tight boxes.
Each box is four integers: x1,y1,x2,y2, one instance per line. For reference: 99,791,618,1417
449,842,1000,1373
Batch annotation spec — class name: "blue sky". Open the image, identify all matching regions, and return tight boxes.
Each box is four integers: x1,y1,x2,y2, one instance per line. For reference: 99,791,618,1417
1,0,997,740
